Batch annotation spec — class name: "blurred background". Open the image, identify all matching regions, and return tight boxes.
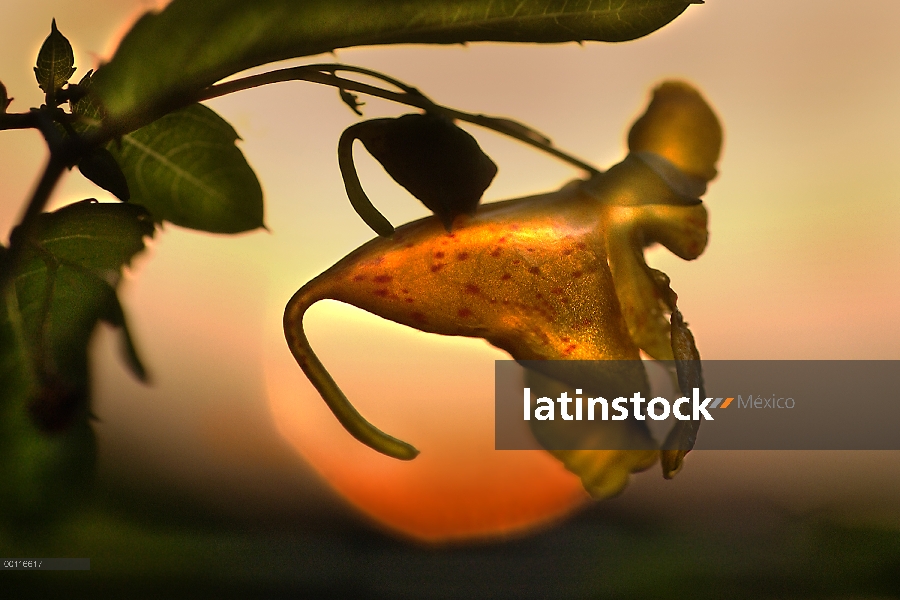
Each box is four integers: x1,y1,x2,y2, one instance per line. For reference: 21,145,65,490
2,0,899,596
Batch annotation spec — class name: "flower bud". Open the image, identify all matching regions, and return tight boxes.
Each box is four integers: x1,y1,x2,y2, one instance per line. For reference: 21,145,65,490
627,81,722,182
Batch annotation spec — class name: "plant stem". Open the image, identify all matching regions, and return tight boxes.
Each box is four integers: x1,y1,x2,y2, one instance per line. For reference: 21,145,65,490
0,153,67,288
0,107,80,294
198,64,601,176
0,111,41,131
2,62,602,291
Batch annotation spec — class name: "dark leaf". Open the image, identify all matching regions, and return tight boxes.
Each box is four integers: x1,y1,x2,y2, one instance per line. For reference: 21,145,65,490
91,0,698,131
78,147,131,201
339,88,364,116
98,292,148,383
33,19,76,100
108,103,264,233
0,80,10,112
355,114,497,231
0,201,151,522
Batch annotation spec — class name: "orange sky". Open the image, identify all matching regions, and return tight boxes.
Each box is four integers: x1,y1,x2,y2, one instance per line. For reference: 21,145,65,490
2,0,900,538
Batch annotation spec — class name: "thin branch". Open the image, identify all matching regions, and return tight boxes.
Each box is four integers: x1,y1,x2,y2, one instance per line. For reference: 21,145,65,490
198,64,601,176
0,153,68,289
2,61,602,294
0,111,41,131
313,63,425,96
0,109,79,295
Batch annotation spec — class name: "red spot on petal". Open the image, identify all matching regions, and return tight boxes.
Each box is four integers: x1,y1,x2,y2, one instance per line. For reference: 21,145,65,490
512,259,521,265
373,289,389,297
464,284,480,294
500,273,512,281
561,337,570,343
551,287,564,295
528,267,540,275
456,252,470,261
401,289,410,294
563,248,573,256
576,242,587,250
572,270,583,278
457,308,473,318
352,274,366,282
535,293,543,299
498,236,507,244
411,311,427,323
434,251,445,259
490,248,502,257
405,298,415,303
373,275,393,284
564,343,578,355
526,247,535,253
430,264,445,273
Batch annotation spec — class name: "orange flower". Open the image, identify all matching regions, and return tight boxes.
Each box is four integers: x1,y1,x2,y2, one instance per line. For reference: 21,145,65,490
281,80,722,533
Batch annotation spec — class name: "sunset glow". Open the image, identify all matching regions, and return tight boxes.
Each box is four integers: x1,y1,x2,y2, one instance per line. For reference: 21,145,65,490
265,301,588,541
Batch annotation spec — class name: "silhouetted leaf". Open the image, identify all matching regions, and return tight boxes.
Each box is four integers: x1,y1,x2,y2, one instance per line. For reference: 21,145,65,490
99,292,148,383
0,80,10,113
78,147,131,201
339,89,364,116
91,0,698,130
33,19,76,101
108,104,264,233
352,114,497,231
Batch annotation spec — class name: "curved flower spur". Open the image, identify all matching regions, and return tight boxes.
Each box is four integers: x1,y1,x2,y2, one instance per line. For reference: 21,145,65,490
284,81,722,497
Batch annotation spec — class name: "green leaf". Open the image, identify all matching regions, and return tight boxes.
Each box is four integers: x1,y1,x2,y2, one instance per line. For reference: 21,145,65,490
5,201,154,393
23,200,154,275
91,0,697,130
0,201,152,524
108,103,264,233
33,19,76,101
70,70,104,133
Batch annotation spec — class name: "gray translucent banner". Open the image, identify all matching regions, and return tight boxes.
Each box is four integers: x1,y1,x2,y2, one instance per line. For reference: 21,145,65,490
2,558,90,570
495,360,900,450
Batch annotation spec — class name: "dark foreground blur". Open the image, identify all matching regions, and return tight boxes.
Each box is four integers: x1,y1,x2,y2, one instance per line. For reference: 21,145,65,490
3,477,899,599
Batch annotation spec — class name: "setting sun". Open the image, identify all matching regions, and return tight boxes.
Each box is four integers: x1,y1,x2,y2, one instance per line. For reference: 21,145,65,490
265,301,589,541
